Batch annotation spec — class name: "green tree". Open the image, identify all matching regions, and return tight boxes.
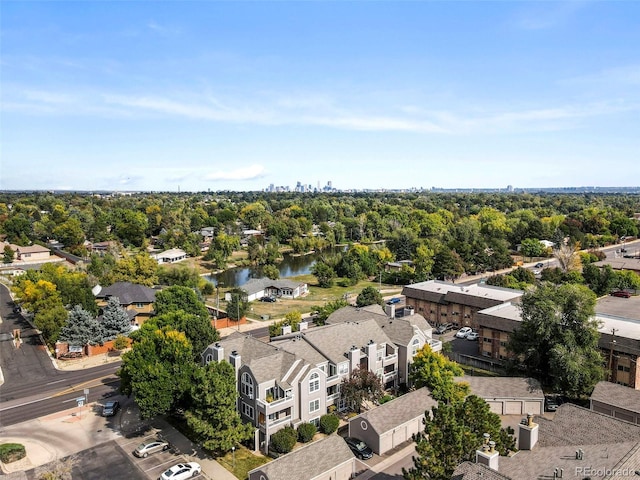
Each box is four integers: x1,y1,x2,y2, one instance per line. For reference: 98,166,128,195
112,208,148,247
3,245,15,264
404,396,515,480
520,238,546,260
311,261,336,288
340,367,384,413
507,283,604,396
355,286,383,307
119,327,194,418
107,253,159,286
185,361,254,454
312,298,349,325
432,248,465,281
408,345,468,403
226,289,248,321
59,305,104,347
101,296,132,340
262,264,280,280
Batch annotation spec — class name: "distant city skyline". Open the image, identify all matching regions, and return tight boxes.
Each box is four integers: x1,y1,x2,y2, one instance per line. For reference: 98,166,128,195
2,2,639,192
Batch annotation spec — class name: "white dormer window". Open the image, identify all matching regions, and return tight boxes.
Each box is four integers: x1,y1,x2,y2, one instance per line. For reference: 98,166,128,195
412,338,420,356
338,362,349,375
309,372,320,393
205,353,213,364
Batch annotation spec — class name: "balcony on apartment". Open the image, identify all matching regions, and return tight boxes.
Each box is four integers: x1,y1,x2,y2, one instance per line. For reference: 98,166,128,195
429,339,443,352
256,388,294,415
258,408,293,431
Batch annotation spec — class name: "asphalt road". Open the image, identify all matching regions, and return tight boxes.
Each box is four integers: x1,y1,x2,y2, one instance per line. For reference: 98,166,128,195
0,283,122,427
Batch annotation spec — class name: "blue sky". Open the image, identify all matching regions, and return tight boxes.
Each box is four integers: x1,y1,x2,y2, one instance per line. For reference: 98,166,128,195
2,1,639,192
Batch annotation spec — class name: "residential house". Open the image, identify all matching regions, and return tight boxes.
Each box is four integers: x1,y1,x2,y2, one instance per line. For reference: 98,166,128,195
348,387,437,455
93,282,157,326
202,333,325,453
247,434,356,480
454,403,640,480
590,381,640,424
151,248,188,264
475,300,640,389
402,280,523,330
454,376,544,415
0,242,51,263
325,304,442,387
240,278,308,302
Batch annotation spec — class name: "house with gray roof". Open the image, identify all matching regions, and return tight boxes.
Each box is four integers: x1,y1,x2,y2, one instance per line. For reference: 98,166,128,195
454,403,640,480
454,376,544,415
94,281,157,326
402,280,522,331
202,333,325,453
590,381,640,424
348,387,437,455
248,434,356,480
240,278,308,302
326,305,442,386
151,248,187,264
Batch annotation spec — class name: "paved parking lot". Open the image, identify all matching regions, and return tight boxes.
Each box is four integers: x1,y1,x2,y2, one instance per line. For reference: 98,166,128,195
117,430,189,480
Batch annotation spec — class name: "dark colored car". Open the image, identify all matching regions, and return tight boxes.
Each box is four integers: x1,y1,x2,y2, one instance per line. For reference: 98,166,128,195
344,437,374,460
260,296,276,302
611,290,631,298
544,395,560,412
102,400,120,417
435,323,453,334
534,262,544,268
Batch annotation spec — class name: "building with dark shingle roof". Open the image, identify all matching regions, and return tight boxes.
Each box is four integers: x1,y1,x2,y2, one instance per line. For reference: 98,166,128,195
590,381,640,424
454,376,544,415
248,434,356,480
94,281,157,326
454,403,640,480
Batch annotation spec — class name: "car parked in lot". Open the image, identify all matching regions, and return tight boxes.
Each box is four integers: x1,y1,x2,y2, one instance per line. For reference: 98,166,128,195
435,323,453,334
534,262,544,268
466,331,480,341
544,395,562,412
260,296,276,302
344,437,374,460
159,462,201,480
102,400,120,417
455,327,473,339
134,440,170,458
611,290,631,298
532,269,541,275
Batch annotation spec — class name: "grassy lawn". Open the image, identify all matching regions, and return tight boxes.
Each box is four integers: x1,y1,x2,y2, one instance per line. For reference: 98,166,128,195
211,274,403,321
217,445,270,480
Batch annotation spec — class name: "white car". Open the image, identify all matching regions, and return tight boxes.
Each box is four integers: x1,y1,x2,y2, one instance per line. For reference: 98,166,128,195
159,462,201,480
455,327,472,338
466,331,480,341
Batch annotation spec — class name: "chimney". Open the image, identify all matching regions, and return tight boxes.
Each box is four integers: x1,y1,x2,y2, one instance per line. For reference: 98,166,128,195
281,325,292,335
299,321,308,331
229,350,241,380
404,305,415,316
518,413,539,450
387,303,396,318
367,340,377,371
348,345,360,373
213,342,224,362
475,435,499,471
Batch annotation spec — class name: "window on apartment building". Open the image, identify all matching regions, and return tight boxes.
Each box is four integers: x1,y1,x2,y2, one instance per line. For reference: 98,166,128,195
309,399,320,413
310,417,320,427
309,372,320,393
617,365,631,373
500,341,507,347
412,338,420,356
338,363,349,375
484,338,492,343
242,402,254,420
241,372,254,399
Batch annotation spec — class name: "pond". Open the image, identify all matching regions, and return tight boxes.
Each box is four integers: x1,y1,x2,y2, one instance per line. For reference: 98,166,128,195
206,247,345,287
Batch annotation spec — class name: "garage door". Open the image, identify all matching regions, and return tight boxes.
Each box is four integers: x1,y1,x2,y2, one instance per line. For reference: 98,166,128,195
524,401,542,415
487,402,503,415
505,401,522,415
380,433,393,454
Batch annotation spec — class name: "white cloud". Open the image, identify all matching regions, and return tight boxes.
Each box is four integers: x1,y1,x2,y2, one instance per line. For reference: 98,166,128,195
206,164,267,182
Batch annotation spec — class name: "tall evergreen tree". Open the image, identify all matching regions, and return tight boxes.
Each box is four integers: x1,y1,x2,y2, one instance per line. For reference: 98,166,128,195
101,296,131,340
59,305,104,346
185,361,254,454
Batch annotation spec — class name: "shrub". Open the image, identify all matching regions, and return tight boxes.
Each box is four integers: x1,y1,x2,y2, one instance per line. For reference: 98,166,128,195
319,414,340,435
0,443,26,463
297,422,317,443
379,394,395,404
112,335,129,351
270,426,297,454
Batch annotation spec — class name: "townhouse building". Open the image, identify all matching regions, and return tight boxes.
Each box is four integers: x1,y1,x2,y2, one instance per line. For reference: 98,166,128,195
202,304,442,452
402,280,523,331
